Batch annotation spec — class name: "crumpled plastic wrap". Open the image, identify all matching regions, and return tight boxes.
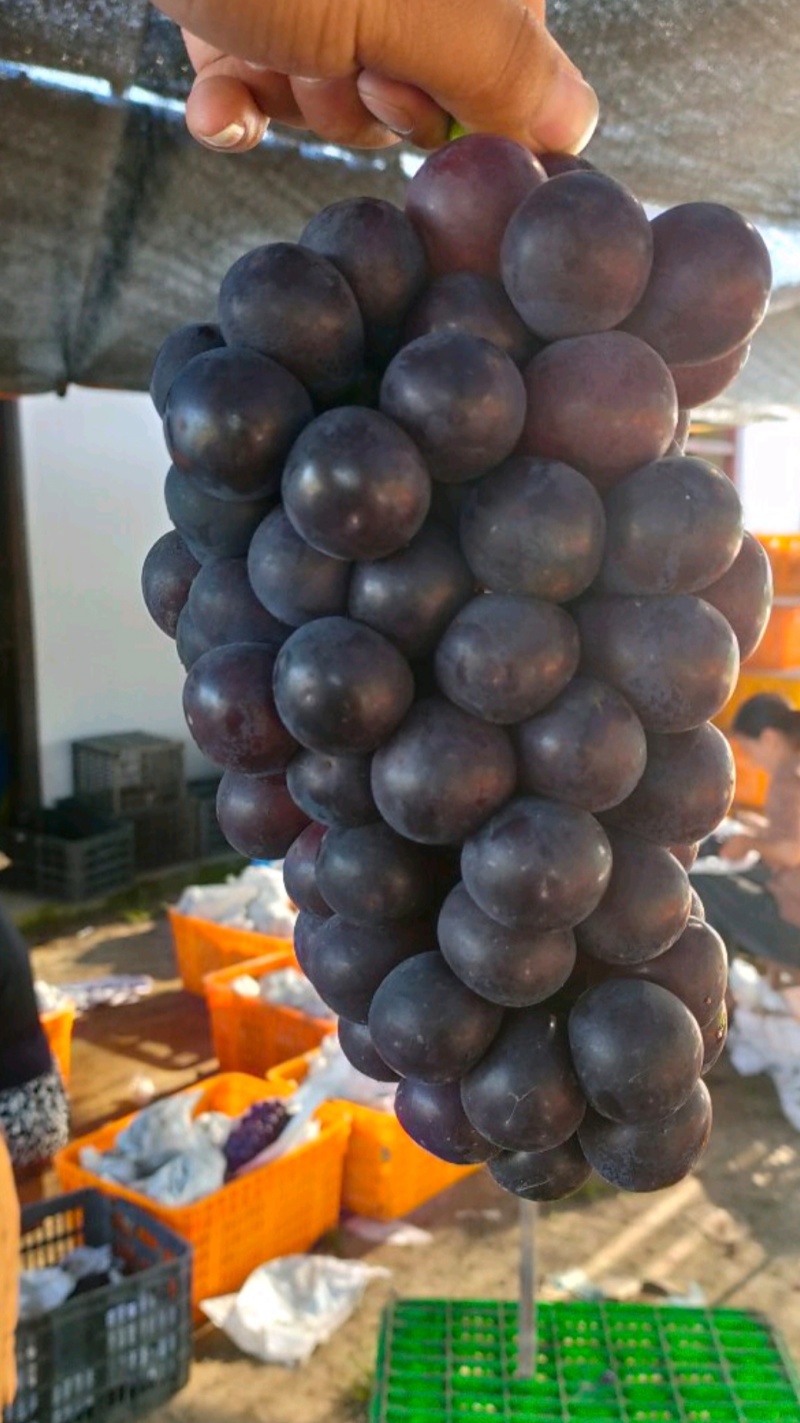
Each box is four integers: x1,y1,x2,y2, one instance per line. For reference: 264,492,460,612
175,864,296,939
230,967,334,1020
728,959,800,1132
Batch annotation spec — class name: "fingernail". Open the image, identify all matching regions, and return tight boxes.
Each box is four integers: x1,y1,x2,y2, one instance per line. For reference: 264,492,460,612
358,85,414,137
533,66,599,155
201,121,247,149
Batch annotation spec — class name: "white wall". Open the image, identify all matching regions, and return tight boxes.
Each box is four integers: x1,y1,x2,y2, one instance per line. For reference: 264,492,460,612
20,389,212,805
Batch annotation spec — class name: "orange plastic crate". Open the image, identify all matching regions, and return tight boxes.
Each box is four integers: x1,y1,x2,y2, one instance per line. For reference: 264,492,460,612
205,953,336,1076
268,1053,480,1222
715,668,800,732
756,534,800,597
41,1002,76,1086
745,603,800,671
169,907,293,994
54,1072,350,1314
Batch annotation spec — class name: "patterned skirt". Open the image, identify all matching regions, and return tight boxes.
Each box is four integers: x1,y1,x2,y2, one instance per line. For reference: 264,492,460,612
0,1068,69,1169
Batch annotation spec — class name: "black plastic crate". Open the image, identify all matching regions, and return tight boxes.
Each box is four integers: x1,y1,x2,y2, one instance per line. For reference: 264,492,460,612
0,804,135,902
126,801,195,873
8,1189,191,1423
186,779,230,860
72,734,185,817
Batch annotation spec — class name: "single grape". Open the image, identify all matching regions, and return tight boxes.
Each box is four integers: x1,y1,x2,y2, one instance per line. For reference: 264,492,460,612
273,617,414,756
338,1018,401,1084
575,830,692,965
348,522,474,659
293,910,329,973
164,464,273,563
164,348,313,500
175,606,212,670
299,197,427,361
568,980,703,1124
521,333,678,492
403,272,538,365
501,171,653,339
316,821,435,924
282,407,431,560
690,888,706,921
598,456,744,596
247,508,352,628
286,750,376,828
671,842,700,870
579,1080,712,1192
183,642,297,772
282,823,331,917
461,797,613,932
438,882,576,1008
186,557,290,649
435,594,579,725
575,595,740,733
303,916,435,1022
615,918,728,1029
701,1002,728,1075
368,951,503,1082
698,531,773,662
405,134,546,276
218,242,364,403
150,322,225,416
515,677,647,813
489,1136,592,1201
216,769,310,860
461,1008,586,1152
371,697,516,845
670,340,751,408
141,531,200,639
395,1079,500,1164
603,723,735,844
621,203,772,365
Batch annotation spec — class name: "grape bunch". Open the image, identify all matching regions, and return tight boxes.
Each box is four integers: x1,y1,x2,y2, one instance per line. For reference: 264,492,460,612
223,1099,290,1177
142,134,774,1202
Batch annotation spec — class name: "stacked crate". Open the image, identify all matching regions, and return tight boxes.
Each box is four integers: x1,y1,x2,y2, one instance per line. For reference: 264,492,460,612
72,732,193,873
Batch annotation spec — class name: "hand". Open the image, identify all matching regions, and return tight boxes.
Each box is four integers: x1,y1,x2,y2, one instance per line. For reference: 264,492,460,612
719,834,758,861
154,0,598,156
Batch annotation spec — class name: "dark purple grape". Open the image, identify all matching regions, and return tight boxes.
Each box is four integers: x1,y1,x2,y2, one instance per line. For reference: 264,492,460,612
283,823,331,917
218,242,364,403
368,951,503,1082
699,531,773,663
603,723,735,844
701,1003,728,1075
670,340,750,409
164,348,313,500
316,822,435,924
293,910,328,971
223,1099,289,1175
458,456,605,602
164,464,273,563
216,770,310,858
598,457,744,596
273,617,414,757
299,198,427,361
521,333,678,492
175,606,212,670
575,595,739,733
501,172,652,339
515,677,647,813
489,1136,592,1201
183,642,297,772
395,1079,500,1164
247,508,351,628
461,797,612,932
348,522,474,659
622,204,772,365
371,697,516,845
461,1008,585,1152
438,882,576,1008
579,1080,712,1192
141,531,200,638
286,750,376,829
338,1018,401,1083
405,134,546,276
186,558,290,649
380,332,526,481
568,980,703,1124
303,916,434,1022
150,322,225,416
690,888,706,921
617,918,728,1029
403,272,538,365
282,407,430,560
435,594,579,724
575,830,692,966
671,842,700,871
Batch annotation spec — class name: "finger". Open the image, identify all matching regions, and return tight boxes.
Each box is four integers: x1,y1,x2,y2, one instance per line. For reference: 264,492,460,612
289,75,400,147
185,73,270,148
356,73,450,148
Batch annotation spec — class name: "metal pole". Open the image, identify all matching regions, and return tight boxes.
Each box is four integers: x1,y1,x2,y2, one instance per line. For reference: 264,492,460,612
516,1200,538,1379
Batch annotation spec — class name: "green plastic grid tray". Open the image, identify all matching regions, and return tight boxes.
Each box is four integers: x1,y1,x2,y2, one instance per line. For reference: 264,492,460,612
369,1300,800,1423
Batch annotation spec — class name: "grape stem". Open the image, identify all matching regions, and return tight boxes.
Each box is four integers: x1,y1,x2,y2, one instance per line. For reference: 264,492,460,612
516,1200,538,1380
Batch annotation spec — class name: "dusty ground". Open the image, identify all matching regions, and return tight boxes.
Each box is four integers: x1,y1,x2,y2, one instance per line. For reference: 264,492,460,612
25,914,800,1423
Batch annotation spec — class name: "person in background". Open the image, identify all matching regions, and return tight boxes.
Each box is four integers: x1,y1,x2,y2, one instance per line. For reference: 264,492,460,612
692,695,800,969
0,1129,19,1408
